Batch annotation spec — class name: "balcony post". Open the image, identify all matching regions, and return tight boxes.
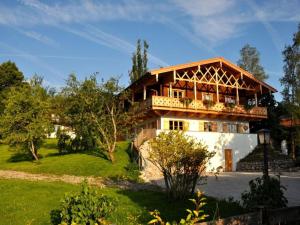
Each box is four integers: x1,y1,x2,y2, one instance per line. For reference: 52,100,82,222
255,93,258,106
169,82,172,97
143,85,146,100
194,76,197,100
216,71,219,103
236,84,239,105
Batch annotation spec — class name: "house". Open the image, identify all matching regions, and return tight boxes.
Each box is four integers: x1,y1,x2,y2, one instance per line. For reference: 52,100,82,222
128,57,276,172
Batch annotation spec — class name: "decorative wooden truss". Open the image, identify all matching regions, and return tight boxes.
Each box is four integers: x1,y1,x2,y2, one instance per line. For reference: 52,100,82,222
175,65,257,91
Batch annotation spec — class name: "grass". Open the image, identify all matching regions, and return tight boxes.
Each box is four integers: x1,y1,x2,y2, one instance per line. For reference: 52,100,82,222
0,139,137,180
0,179,244,225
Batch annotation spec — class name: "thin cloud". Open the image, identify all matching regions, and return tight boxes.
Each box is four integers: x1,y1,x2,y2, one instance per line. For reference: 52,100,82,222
16,29,58,47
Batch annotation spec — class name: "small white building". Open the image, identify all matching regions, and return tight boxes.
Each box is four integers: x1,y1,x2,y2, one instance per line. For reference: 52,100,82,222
128,57,276,173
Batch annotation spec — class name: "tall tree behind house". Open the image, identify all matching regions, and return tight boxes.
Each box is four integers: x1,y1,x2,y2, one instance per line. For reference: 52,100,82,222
238,44,268,81
129,39,149,83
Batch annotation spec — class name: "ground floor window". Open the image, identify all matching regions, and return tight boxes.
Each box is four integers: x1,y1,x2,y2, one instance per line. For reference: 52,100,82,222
169,120,184,130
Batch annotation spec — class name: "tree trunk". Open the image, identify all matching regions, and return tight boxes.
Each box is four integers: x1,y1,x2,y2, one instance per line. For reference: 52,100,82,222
108,150,115,163
30,141,39,161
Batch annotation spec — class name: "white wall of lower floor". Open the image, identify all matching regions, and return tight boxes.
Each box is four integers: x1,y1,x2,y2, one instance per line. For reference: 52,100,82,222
156,129,258,171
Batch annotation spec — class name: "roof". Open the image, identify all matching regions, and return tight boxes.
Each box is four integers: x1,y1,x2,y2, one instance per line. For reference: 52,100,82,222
150,57,277,93
127,57,277,93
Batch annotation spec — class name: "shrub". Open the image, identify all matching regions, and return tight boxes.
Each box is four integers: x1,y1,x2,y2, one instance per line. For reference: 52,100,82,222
149,131,215,200
148,190,208,225
57,132,72,154
51,181,114,225
241,176,287,211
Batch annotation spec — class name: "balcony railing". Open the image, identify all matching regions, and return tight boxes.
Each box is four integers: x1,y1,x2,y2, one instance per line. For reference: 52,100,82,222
139,96,267,118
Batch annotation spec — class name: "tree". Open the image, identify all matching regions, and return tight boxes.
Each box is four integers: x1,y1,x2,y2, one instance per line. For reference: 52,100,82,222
0,76,53,160
0,61,24,113
91,77,129,163
280,24,300,104
237,44,268,81
129,39,149,83
61,74,130,162
149,131,215,200
280,23,300,159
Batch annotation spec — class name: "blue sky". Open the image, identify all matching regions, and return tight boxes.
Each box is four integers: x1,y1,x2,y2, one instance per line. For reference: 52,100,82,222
0,0,299,100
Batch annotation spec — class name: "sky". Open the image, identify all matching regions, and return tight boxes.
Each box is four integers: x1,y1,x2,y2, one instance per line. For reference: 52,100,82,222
0,0,299,100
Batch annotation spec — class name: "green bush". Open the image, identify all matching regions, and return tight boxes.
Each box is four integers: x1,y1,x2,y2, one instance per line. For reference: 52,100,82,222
51,181,114,225
149,131,215,200
57,132,72,154
148,191,208,225
241,176,287,211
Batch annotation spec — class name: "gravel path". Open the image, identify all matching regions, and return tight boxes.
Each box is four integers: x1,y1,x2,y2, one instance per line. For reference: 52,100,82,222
0,170,159,191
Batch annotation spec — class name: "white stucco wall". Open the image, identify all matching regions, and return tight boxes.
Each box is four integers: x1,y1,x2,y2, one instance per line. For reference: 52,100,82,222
156,116,257,171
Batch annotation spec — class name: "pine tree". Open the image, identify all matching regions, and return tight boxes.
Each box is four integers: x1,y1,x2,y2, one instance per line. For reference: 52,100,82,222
280,24,300,105
280,23,300,160
129,39,149,83
237,44,268,81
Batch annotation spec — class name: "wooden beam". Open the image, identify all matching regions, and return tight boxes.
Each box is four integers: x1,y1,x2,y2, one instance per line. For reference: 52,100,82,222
143,85,146,100
216,68,219,103
160,84,163,96
173,70,176,83
194,75,197,100
236,83,239,105
155,73,158,82
169,82,172,97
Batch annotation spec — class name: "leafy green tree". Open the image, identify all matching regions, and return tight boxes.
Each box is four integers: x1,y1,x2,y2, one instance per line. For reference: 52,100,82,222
61,74,130,162
129,39,149,83
280,23,300,159
237,44,268,81
0,76,53,160
149,131,215,200
0,61,24,113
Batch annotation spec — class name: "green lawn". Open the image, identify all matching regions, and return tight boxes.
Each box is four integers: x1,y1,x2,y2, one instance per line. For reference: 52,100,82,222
0,179,244,225
0,139,136,180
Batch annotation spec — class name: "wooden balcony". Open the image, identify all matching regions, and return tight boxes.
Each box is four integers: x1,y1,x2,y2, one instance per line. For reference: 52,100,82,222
139,96,267,119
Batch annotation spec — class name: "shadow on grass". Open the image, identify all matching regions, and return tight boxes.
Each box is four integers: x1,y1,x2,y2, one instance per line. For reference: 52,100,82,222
116,187,245,224
116,189,192,224
7,152,43,163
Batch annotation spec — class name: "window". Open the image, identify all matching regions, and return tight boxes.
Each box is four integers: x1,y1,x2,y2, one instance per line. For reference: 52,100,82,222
169,120,184,130
225,96,235,104
203,93,213,101
171,89,185,98
228,123,237,133
204,122,212,132
222,123,237,133
204,122,217,132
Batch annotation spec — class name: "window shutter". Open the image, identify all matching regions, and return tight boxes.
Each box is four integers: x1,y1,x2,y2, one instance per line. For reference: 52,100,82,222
183,121,189,131
199,121,204,131
163,119,169,130
237,124,243,133
223,123,228,133
212,122,218,132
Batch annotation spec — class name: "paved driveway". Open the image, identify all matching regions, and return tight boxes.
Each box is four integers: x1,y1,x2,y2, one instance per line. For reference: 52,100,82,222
200,172,300,206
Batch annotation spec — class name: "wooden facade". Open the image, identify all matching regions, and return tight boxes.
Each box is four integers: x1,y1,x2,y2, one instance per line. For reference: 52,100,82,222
128,57,276,121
